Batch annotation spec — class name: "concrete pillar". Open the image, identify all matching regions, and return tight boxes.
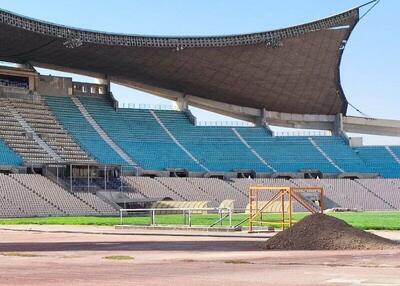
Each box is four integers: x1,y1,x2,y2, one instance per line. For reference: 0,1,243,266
255,108,273,135
254,108,266,126
94,77,110,93
333,113,350,143
176,94,189,111
333,113,344,136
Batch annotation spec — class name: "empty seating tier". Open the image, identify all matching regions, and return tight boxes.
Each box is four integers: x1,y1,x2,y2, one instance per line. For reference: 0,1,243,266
154,110,270,172
7,98,94,163
45,96,126,165
1,174,400,218
0,138,22,166
355,146,400,178
0,95,397,177
11,174,100,216
0,98,54,164
79,96,204,171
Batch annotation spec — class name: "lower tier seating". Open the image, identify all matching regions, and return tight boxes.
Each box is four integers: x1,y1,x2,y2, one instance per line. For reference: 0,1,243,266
1,174,400,218
0,174,119,217
122,177,400,211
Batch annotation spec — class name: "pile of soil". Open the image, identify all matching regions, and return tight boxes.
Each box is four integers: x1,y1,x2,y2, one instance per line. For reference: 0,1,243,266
265,213,399,250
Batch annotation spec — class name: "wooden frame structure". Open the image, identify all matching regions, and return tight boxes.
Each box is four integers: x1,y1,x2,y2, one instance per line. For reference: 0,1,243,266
248,186,324,232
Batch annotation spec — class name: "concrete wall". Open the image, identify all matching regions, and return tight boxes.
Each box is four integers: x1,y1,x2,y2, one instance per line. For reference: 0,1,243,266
37,75,72,96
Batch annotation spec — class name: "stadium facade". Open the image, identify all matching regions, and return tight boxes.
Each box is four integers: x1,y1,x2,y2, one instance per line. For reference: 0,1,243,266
0,3,399,217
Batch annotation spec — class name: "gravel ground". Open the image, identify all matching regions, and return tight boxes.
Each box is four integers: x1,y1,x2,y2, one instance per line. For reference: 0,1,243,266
0,226,400,285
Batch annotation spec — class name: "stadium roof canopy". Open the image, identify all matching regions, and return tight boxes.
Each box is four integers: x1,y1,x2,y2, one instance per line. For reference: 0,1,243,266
0,6,361,115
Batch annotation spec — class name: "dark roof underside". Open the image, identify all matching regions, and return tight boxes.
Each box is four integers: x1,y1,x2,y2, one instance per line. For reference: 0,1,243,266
0,8,359,115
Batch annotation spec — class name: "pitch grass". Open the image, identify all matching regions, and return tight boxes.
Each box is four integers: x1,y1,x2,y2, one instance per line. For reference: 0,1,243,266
0,252,42,257
0,212,399,230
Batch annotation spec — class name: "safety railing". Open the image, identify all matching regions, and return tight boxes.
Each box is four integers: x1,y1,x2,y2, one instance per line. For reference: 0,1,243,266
119,207,233,228
274,131,332,137
196,121,255,127
120,103,178,110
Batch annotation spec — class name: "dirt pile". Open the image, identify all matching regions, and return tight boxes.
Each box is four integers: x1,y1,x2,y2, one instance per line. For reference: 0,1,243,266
265,213,399,250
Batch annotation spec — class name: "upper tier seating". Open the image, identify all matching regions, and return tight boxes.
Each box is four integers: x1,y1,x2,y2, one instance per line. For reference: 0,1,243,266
392,146,400,159
154,110,269,172
45,96,126,165
40,95,397,176
355,146,400,178
312,137,370,173
0,98,55,164
79,96,203,171
0,138,22,166
7,98,93,163
235,131,338,173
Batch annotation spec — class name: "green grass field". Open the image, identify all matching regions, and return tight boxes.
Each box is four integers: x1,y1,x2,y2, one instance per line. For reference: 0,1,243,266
0,212,399,230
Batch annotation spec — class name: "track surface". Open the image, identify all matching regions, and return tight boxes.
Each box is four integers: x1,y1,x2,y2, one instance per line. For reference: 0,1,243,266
0,226,399,286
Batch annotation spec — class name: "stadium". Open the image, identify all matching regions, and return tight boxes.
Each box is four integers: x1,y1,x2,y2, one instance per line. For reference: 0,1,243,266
0,1,399,285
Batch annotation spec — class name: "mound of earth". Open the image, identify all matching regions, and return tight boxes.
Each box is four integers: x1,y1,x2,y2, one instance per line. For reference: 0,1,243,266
265,213,398,250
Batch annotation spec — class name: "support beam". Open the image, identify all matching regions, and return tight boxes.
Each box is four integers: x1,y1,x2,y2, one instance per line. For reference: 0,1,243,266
185,95,261,123
264,111,336,131
57,71,400,137
343,116,400,137
333,113,344,136
94,77,110,93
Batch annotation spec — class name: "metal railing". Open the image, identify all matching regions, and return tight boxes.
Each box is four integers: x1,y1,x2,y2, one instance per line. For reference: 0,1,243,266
274,131,332,137
120,103,178,110
196,121,255,127
119,207,233,228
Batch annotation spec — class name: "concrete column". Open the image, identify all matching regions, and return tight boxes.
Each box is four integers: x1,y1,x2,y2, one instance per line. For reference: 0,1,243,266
254,108,265,126
94,77,110,93
176,94,189,111
333,113,344,136
255,108,273,135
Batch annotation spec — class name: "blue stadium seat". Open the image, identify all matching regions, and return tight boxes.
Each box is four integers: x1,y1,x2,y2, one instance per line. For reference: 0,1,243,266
155,110,270,172
355,146,400,178
0,139,23,166
45,96,126,165
43,95,398,175
79,96,204,171
237,134,339,173
313,136,370,173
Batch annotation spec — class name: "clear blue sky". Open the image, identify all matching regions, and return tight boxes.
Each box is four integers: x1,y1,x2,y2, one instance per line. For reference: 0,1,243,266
1,0,399,145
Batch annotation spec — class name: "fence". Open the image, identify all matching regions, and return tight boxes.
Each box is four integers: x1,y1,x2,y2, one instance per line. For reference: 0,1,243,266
196,121,255,127
274,130,331,137
120,103,177,110
119,207,233,227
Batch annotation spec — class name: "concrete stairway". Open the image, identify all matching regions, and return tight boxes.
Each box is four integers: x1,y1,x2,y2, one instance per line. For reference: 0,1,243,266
71,97,136,166
308,137,344,172
354,180,397,210
385,146,400,164
232,128,276,172
8,105,63,163
150,110,209,172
